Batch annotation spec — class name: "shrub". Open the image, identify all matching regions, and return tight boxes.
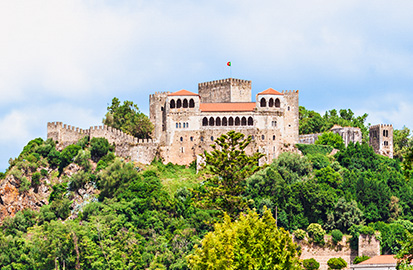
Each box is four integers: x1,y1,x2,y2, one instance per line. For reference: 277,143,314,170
294,229,306,240
50,198,71,220
76,135,90,149
40,169,48,177
59,144,81,171
90,137,110,161
327,257,347,269
303,258,320,270
296,144,333,156
19,177,30,192
353,255,370,264
331,229,343,244
359,225,375,236
307,223,325,245
73,149,91,171
31,172,41,188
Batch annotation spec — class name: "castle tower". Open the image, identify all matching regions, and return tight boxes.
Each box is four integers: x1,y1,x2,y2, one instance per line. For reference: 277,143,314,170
282,90,299,145
369,124,393,158
198,78,251,103
149,92,169,143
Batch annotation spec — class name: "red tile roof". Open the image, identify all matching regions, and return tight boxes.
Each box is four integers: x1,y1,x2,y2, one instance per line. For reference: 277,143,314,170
168,89,199,96
200,102,256,112
258,88,283,95
359,255,397,265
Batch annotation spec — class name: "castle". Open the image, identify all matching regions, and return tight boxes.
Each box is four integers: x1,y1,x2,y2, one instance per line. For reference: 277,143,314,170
48,78,299,165
47,78,393,164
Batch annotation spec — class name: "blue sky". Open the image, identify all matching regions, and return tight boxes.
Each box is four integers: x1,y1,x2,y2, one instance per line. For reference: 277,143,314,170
1,0,413,172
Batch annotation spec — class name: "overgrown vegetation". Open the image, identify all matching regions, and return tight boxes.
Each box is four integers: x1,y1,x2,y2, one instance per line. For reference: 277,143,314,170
1,104,413,268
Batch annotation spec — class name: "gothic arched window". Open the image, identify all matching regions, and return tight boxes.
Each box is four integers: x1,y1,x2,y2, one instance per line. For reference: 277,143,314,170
209,117,214,126
216,117,221,126
229,117,234,126
222,117,228,126
189,99,195,108
183,99,188,108
241,117,247,126
202,117,208,126
177,99,182,108
235,117,240,126
248,117,253,126
269,98,274,107
170,99,175,109
275,98,280,108
260,98,266,107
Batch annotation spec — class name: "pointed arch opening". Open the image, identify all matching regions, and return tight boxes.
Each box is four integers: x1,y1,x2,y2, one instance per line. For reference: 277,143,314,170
229,117,234,126
209,117,214,126
177,99,182,108
269,98,274,107
235,117,240,126
248,117,253,126
241,117,247,126
216,117,221,126
183,99,188,108
222,117,228,126
202,117,208,126
275,98,280,108
189,99,195,108
170,99,175,109
260,98,266,107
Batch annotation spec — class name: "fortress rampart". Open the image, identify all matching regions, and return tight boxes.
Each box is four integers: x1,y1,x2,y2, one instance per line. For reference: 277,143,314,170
47,122,157,163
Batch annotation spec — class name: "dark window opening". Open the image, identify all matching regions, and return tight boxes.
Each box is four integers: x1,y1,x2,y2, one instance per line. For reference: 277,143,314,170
180,137,183,142
229,117,234,126
177,99,182,108
248,117,253,126
269,98,274,107
209,117,214,126
216,117,221,126
202,117,208,126
262,135,265,140
183,99,188,108
235,117,240,126
275,98,280,108
241,117,247,126
170,99,175,109
189,99,195,108
260,98,266,107
222,117,228,126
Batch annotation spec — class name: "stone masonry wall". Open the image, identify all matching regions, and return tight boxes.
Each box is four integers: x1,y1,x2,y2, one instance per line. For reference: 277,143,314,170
47,122,157,164
358,234,380,258
198,78,252,103
299,235,357,270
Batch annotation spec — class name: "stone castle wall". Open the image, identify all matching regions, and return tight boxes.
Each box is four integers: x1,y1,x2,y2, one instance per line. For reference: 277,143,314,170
299,133,323,144
198,78,252,103
358,234,381,258
47,122,157,163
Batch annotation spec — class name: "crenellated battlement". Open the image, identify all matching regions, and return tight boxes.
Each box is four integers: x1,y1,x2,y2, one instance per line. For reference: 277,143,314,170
198,78,251,88
281,90,299,94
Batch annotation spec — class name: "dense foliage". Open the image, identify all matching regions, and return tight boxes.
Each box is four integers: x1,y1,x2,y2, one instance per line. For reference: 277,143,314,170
1,105,413,268
187,208,301,270
103,97,153,139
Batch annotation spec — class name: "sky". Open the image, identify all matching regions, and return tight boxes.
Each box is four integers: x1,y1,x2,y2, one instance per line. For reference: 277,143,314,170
1,0,413,172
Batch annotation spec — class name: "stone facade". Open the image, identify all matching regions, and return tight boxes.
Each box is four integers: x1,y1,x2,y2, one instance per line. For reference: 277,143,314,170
47,78,299,165
150,78,299,165
298,125,362,147
358,234,381,258
369,124,393,158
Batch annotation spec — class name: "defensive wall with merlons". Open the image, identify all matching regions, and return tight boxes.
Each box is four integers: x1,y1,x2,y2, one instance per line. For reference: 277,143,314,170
47,122,157,164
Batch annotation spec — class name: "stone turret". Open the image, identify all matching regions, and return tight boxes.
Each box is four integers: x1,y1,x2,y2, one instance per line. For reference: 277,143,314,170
369,124,393,158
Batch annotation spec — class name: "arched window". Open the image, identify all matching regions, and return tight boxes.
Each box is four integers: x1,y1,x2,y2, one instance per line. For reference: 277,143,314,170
241,117,247,126
201,136,204,142
189,99,195,108
180,137,183,142
211,136,214,141
260,98,266,107
235,117,240,126
176,123,178,128
216,117,221,126
275,98,280,108
209,117,214,126
273,135,275,140
170,99,175,109
186,122,189,128
269,98,274,107
248,117,253,126
287,106,290,111
179,123,181,128
161,106,164,111
222,117,228,126
177,99,182,108
262,135,265,140
229,117,234,126
183,99,188,108
202,117,208,126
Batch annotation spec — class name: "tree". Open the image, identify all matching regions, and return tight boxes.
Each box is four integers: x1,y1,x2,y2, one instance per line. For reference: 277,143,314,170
315,132,345,150
325,198,363,233
103,97,153,139
199,131,264,217
394,127,413,161
327,257,347,269
187,207,301,269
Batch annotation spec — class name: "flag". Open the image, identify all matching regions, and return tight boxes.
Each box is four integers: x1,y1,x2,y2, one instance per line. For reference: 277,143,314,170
227,61,231,66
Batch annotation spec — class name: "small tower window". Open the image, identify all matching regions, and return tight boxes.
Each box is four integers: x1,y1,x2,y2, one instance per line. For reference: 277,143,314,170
262,135,265,140
190,136,193,141
287,106,290,111
273,135,275,140
180,137,183,142
211,136,214,141
201,136,204,142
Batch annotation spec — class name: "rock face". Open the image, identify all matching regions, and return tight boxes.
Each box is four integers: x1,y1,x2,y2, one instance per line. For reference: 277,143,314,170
0,163,99,223
0,174,49,222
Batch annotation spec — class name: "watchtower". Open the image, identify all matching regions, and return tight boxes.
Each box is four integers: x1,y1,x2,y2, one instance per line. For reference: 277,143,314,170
198,78,251,103
369,124,393,158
